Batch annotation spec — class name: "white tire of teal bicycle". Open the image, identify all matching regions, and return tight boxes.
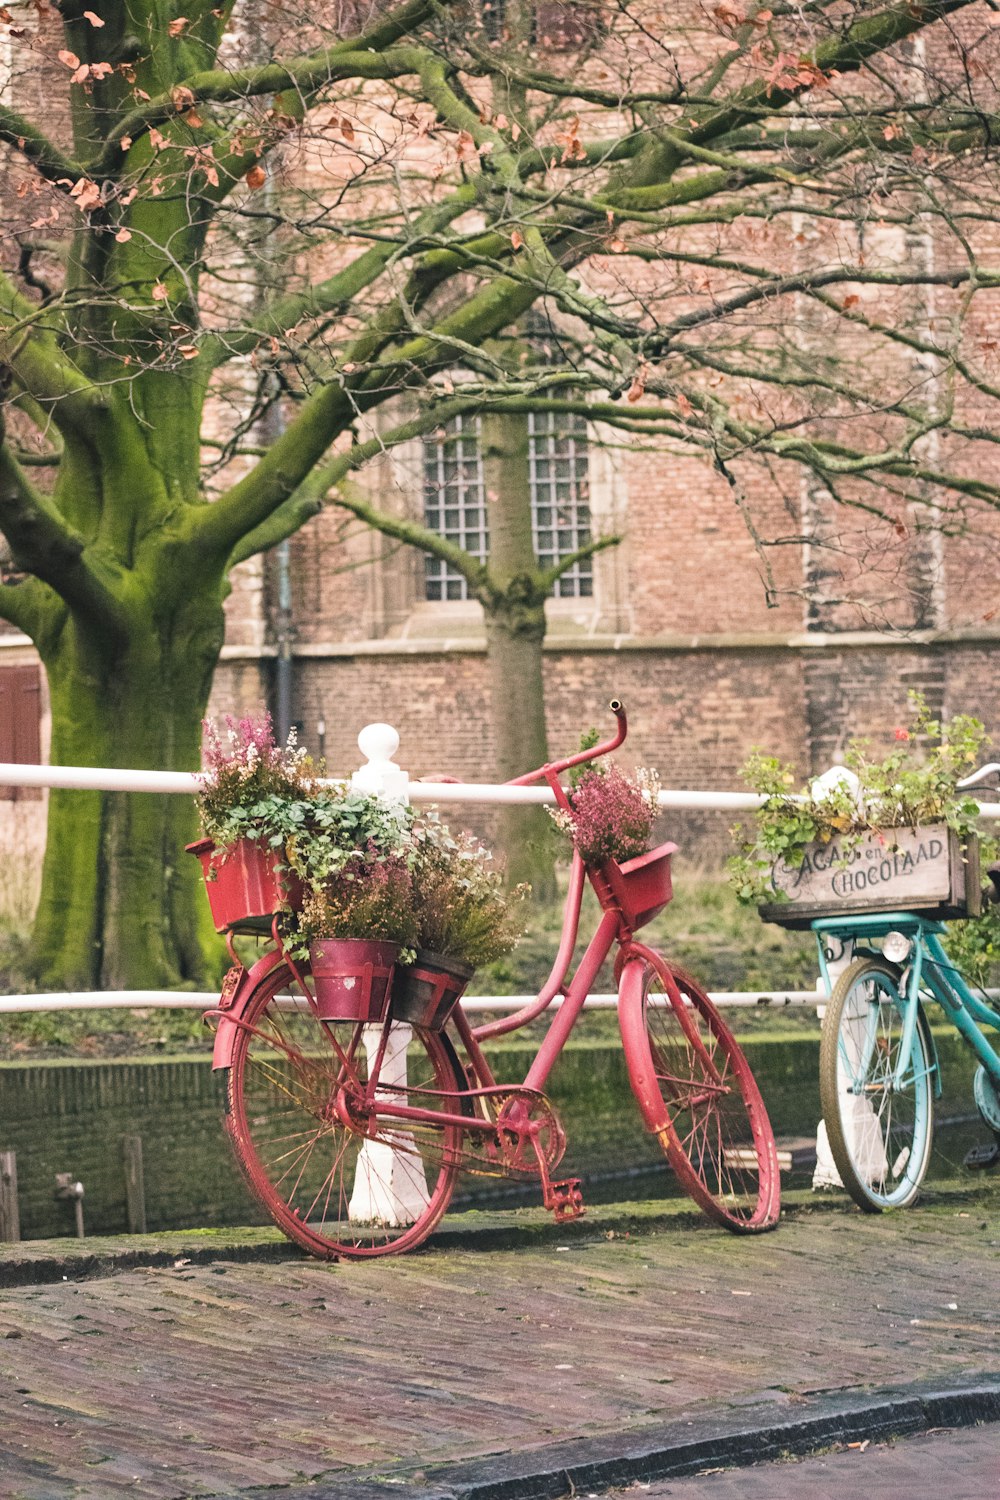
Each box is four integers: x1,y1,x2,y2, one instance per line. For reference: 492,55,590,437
819,956,935,1211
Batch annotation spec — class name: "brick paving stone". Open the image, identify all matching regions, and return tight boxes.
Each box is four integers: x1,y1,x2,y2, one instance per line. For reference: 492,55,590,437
619,1425,1000,1500
0,1192,998,1499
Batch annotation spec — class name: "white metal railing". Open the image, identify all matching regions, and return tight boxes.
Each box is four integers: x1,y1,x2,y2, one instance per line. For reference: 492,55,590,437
0,989,822,1015
0,720,997,1017
0,761,764,809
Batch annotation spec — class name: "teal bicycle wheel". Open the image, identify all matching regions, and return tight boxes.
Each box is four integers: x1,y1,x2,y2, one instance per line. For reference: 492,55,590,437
819,956,935,1211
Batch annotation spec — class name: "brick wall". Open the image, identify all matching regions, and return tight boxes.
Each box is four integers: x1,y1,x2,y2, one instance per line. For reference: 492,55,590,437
211,634,997,867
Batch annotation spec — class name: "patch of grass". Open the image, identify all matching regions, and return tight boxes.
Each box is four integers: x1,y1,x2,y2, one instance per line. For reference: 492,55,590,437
0,917,213,1061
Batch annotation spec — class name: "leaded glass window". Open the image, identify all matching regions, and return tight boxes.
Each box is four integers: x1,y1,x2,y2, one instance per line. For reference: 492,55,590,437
422,415,488,600
422,408,591,600
529,407,592,598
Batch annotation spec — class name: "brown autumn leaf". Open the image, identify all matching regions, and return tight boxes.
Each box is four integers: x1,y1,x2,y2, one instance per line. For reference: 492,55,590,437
178,346,198,359
69,176,102,211
245,164,266,190
83,9,105,23
510,229,524,250
167,16,189,35
171,84,195,110
114,227,132,242
151,281,169,301
57,48,80,69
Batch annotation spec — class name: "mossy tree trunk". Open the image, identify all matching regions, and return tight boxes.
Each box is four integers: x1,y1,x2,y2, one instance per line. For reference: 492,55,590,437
479,403,558,900
22,380,230,988
34,631,221,990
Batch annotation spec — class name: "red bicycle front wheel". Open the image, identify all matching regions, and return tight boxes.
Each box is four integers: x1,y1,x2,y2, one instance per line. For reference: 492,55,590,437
225,962,465,1258
618,953,780,1232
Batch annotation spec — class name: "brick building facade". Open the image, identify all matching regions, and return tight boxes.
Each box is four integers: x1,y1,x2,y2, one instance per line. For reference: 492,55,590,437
202,423,1000,863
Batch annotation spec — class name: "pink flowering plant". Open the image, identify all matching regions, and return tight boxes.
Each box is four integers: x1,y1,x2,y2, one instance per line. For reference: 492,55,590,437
550,761,662,867
196,711,316,852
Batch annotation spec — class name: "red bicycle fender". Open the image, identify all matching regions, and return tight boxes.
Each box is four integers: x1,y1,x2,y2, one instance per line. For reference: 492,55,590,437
210,947,287,1070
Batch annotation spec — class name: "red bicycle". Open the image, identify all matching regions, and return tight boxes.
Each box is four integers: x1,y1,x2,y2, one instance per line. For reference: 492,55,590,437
208,703,781,1257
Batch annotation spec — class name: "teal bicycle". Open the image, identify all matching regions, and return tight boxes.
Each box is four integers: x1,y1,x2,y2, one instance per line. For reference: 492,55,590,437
815,768,1000,1211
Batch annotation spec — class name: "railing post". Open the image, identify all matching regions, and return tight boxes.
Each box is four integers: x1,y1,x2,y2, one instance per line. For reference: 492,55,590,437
351,723,409,802
0,1151,20,1242
348,725,428,1226
123,1134,147,1235
810,765,859,1192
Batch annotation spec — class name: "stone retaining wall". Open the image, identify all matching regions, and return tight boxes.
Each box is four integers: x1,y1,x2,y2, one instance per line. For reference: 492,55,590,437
0,1030,976,1240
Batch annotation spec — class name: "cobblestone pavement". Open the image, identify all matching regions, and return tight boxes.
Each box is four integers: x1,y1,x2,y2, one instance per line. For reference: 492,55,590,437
617,1425,1000,1499
0,1190,998,1499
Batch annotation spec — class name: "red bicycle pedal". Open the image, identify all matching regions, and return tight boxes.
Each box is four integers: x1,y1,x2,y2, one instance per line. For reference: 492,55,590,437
544,1178,585,1222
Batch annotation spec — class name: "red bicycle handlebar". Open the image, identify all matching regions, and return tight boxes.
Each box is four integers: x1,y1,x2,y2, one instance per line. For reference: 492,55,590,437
506,700,627,788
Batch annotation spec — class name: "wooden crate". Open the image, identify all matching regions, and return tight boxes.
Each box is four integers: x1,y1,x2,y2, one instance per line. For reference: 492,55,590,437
758,824,981,930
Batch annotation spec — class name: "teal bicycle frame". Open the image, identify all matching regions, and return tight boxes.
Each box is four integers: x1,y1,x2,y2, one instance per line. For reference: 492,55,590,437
814,911,1000,1101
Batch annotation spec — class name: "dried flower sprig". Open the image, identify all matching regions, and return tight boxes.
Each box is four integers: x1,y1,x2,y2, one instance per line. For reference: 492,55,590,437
550,763,661,866
292,850,418,957
407,814,528,967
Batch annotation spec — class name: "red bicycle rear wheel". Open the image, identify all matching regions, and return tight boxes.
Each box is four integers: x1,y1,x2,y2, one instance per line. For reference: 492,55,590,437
225,962,465,1258
618,953,780,1232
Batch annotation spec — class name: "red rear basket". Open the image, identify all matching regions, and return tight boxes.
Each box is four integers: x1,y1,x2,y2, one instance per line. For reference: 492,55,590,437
601,841,677,929
187,837,303,932
390,951,474,1031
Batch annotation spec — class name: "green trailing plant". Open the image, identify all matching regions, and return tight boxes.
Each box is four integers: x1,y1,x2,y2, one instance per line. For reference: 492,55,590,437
284,787,414,888
406,814,529,968
729,694,988,906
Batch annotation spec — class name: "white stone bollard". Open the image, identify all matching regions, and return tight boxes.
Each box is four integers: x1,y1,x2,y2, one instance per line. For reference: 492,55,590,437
348,1024,431,1226
346,724,427,1226
809,766,861,1191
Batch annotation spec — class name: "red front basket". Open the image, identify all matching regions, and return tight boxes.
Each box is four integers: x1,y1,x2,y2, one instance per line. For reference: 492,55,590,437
602,841,677,929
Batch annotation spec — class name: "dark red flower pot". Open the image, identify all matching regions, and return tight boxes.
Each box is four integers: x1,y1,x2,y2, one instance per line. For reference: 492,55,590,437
390,950,474,1031
187,837,304,932
309,938,399,1023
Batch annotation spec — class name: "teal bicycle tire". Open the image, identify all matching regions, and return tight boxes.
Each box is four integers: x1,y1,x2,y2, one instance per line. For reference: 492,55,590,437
819,956,934,1212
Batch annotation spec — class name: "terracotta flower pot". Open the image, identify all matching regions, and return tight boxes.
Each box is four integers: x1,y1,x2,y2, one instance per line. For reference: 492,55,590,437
390,950,474,1031
187,838,304,932
309,938,400,1023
